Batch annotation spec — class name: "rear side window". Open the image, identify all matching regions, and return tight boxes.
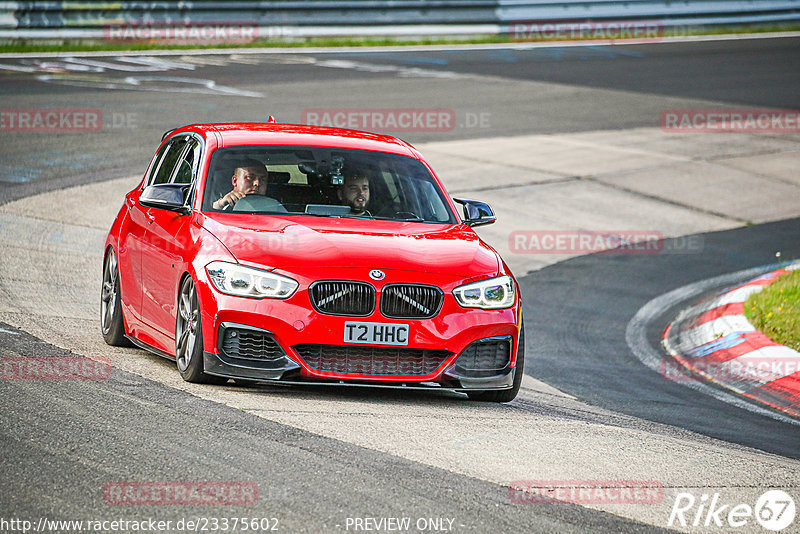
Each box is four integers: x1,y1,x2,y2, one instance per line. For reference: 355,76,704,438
144,141,171,186
150,138,188,186
173,138,201,184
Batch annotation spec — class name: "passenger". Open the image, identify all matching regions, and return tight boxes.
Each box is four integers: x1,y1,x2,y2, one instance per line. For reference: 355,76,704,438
337,170,371,216
212,159,274,210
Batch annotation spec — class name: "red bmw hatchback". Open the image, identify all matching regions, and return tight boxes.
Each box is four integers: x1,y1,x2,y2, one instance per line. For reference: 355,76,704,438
101,122,524,401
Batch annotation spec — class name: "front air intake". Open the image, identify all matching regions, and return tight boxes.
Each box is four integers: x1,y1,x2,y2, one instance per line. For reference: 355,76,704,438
293,344,451,376
220,326,286,361
380,284,443,319
309,281,375,316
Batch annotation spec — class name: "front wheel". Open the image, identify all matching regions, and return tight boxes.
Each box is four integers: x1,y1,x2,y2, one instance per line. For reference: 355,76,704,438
175,276,225,384
467,325,525,402
100,249,131,347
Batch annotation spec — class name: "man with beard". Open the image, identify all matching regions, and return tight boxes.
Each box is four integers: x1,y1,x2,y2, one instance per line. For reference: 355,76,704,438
337,169,371,216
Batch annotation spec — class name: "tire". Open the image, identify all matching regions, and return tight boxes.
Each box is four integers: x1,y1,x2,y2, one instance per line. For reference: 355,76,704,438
100,249,131,347
467,324,525,402
175,276,226,384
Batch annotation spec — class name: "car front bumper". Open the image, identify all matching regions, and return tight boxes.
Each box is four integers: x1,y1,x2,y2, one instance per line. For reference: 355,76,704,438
195,268,522,391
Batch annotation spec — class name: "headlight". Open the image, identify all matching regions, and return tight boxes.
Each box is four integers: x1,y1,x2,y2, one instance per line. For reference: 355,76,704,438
453,275,515,309
205,261,298,299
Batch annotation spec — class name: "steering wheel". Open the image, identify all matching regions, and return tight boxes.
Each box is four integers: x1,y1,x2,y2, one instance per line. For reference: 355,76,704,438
233,195,287,212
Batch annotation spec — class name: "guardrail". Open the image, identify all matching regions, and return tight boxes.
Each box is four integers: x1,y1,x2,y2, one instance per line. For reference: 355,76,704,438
0,1,798,38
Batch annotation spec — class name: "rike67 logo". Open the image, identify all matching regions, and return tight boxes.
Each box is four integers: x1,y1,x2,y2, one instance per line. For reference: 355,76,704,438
668,490,795,531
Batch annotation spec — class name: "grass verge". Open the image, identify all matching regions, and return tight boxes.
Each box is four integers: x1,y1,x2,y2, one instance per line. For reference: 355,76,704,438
745,269,800,351
0,35,512,54
1,24,799,54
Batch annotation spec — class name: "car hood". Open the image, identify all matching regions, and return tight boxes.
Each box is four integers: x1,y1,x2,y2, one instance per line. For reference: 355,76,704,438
199,213,499,278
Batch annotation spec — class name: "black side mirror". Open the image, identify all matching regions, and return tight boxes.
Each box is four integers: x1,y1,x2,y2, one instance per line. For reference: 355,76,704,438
139,183,191,214
453,198,496,227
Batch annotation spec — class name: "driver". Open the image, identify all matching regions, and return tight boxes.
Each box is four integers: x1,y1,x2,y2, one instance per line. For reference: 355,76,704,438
337,170,371,216
212,159,274,210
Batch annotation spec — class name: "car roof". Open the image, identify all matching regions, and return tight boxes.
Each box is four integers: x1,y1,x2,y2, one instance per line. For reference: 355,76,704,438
169,122,419,157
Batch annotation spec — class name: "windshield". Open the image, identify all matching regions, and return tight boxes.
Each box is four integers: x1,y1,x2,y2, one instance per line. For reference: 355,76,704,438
202,146,457,224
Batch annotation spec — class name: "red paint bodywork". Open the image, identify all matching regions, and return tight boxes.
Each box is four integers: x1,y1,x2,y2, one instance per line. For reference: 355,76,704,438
104,123,521,386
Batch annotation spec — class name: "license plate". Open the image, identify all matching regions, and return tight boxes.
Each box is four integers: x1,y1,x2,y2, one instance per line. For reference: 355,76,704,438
344,321,409,346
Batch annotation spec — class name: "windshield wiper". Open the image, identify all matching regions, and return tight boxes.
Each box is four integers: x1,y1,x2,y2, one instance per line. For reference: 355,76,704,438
373,215,425,222
286,212,343,218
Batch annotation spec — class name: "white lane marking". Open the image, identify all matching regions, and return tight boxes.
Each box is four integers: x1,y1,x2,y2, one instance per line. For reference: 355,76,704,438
1,31,799,59
0,56,196,74
61,56,196,72
0,327,21,335
0,62,37,72
34,74,263,98
0,60,101,73
311,58,464,78
228,54,267,65
58,57,163,72
118,56,197,70
625,263,800,427
2,54,259,98
177,55,232,66
36,59,103,72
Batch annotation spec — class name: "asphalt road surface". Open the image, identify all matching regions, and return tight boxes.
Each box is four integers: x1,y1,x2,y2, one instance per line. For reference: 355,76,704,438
523,218,800,459
2,325,663,533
